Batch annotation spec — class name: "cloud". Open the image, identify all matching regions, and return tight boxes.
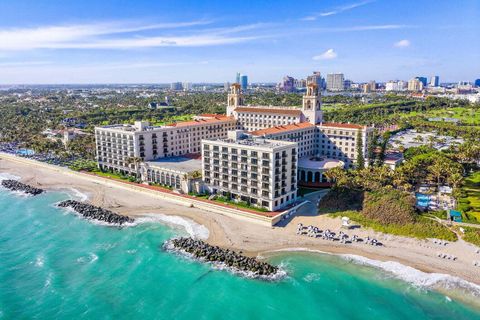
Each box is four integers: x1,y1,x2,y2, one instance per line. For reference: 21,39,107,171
0,20,262,51
313,49,337,60
302,0,375,21
394,39,411,48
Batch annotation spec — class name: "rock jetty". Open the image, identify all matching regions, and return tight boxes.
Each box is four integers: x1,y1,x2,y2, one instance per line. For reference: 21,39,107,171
166,237,279,278
1,179,44,195
57,200,134,225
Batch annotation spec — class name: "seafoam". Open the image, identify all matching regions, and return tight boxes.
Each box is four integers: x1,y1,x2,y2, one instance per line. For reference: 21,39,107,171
269,247,480,297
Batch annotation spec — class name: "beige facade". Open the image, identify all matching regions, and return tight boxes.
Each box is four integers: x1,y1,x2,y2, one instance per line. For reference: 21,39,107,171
95,115,236,174
202,135,298,211
94,83,372,211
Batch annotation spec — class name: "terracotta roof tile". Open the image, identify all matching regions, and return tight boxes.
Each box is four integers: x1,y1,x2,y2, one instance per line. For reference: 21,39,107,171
234,107,302,116
319,122,364,129
167,116,235,127
250,122,315,136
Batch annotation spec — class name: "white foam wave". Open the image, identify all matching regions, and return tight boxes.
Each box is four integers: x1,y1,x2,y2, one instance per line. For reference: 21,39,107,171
341,254,480,297
0,172,20,181
135,214,209,240
268,247,480,297
66,188,89,201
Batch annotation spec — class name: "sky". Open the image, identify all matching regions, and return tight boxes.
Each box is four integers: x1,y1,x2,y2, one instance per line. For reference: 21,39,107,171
0,0,478,84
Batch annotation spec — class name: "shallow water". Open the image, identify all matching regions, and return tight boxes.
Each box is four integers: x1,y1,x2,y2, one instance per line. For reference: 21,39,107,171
1,189,479,319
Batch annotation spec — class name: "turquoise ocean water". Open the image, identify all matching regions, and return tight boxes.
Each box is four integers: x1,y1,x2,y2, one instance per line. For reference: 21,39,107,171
1,186,480,319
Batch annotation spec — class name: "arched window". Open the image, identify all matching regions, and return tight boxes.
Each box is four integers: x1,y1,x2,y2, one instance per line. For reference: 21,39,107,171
300,170,306,181
314,172,320,182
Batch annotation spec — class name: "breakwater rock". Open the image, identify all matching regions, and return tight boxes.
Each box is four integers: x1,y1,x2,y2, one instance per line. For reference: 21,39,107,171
57,200,134,225
1,179,44,196
166,237,280,278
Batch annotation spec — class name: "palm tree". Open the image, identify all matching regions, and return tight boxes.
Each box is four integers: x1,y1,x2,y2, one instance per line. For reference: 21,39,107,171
428,159,446,189
125,156,142,177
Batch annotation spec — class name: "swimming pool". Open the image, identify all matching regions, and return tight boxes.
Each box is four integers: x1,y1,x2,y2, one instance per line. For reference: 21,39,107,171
415,193,431,207
16,149,35,156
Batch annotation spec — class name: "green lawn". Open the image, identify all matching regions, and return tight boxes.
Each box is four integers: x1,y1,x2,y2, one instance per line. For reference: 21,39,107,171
328,210,457,241
191,194,269,212
90,170,137,182
400,107,480,126
457,171,480,223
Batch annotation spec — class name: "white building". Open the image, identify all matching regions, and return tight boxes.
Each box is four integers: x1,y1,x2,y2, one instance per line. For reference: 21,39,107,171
226,83,322,131
95,115,236,174
202,132,298,211
94,82,373,211
326,73,345,91
386,80,407,92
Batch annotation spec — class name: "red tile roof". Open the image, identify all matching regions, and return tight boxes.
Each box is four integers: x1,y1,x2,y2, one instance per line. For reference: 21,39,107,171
167,116,235,127
250,122,315,136
234,107,302,116
199,114,230,119
319,122,364,129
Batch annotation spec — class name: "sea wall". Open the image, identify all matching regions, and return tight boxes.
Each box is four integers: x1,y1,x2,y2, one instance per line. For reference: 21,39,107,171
166,237,280,278
0,153,285,226
1,179,44,195
57,200,134,225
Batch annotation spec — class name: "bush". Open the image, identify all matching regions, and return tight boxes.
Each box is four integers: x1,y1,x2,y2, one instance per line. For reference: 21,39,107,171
318,188,364,213
363,188,416,224
329,211,457,241
461,227,480,246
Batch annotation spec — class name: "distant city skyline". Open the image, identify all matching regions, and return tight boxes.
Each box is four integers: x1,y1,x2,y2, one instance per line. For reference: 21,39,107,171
0,0,478,84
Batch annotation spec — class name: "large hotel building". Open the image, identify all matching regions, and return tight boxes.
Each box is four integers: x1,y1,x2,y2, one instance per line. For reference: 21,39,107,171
95,83,373,211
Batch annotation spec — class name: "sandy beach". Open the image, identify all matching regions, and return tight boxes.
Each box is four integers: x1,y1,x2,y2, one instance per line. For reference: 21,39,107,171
1,154,480,289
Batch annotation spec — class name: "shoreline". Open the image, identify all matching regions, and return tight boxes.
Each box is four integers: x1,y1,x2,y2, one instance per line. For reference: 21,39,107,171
1,154,480,290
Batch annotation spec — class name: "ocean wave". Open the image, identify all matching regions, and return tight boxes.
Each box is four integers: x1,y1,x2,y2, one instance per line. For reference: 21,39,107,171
0,172,20,181
268,247,480,297
134,214,210,240
341,254,480,297
65,188,89,201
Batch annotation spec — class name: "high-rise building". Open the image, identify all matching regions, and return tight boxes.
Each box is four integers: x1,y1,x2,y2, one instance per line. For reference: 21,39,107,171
307,71,322,87
235,72,241,84
474,79,480,87
326,73,345,91
170,82,183,91
416,77,428,87
182,82,191,91
294,78,307,88
343,79,352,89
279,75,295,92
202,133,298,211
240,74,248,91
430,76,439,87
386,80,407,92
369,81,376,91
408,78,424,92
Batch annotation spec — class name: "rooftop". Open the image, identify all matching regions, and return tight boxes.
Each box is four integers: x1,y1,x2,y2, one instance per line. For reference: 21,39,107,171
250,122,315,136
145,154,202,173
234,107,302,116
167,116,234,128
319,122,364,129
204,137,296,149
298,156,344,170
